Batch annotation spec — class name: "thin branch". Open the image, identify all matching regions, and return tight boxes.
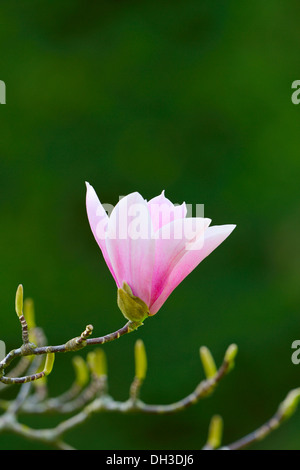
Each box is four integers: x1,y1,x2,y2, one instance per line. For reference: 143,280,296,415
222,388,300,450
86,320,141,345
0,370,47,385
133,359,229,414
21,376,105,415
225,412,284,450
0,321,142,381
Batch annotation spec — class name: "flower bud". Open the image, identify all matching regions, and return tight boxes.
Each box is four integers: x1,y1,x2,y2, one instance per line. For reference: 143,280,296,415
278,388,300,421
224,343,238,372
24,298,36,330
72,356,89,387
200,346,217,379
44,353,55,376
15,284,24,318
135,339,147,381
206,415,223,449
87,349,107,377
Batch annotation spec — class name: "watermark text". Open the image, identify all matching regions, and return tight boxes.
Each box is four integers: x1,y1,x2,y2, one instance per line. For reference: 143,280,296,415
0,80,6,104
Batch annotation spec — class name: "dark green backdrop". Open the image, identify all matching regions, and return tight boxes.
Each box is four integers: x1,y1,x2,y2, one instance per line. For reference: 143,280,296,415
1,0,300,450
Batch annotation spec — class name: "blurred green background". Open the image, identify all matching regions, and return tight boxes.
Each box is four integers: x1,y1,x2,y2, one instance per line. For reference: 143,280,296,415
1,0,300,450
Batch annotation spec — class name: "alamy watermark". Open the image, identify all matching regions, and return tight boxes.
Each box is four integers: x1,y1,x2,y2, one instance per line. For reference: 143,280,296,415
0,80,6,104
291,80,300,105
291,340,300,364
94,197,206,251
0,340,6,362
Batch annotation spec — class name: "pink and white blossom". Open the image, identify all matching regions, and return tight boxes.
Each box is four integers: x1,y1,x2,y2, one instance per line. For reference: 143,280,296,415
86,183,236,315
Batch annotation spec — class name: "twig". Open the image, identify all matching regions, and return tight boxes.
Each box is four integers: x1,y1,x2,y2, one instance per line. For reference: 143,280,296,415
0,321,142,381
224,388,300,450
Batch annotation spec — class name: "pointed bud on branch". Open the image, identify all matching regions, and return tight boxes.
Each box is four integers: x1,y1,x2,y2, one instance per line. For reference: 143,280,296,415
206,415,223,449
15,285,31,346
15,285,24,318
24,298,36,330
199,346,217,379
278,388,300,421
135,339,147,381
87,349,107,377
72,356,89,387
224,343,238,372
96,349,107,377
44,353,55,376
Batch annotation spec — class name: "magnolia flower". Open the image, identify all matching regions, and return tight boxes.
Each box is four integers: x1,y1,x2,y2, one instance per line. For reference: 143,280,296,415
86,183,235,322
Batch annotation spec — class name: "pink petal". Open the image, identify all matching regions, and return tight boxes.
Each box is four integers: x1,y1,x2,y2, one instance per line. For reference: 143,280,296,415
149,217,212,311
149,224,236,315
85,182,118,283
105,192,156,306
147,190,187,232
